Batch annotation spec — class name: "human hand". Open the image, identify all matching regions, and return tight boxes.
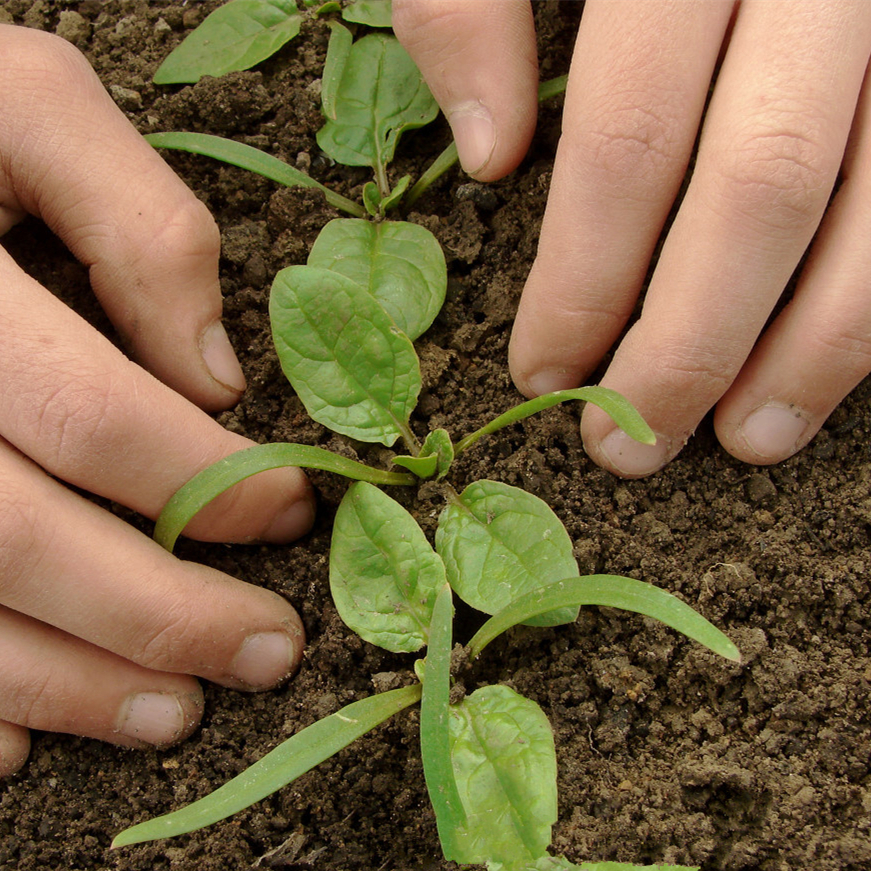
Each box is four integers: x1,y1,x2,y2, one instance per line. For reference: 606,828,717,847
0,26,314,776
394,0,871,476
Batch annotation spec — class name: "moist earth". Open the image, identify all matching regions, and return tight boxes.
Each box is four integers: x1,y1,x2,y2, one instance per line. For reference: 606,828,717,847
1,2,870,870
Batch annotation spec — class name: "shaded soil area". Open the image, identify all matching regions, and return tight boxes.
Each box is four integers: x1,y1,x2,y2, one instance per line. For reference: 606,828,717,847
1,2,870,870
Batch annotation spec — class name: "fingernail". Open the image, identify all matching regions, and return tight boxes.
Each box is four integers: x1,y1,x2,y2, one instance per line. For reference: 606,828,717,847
738,403,809,461
119,692,187,746
261,497,315,543
231,631,301,690
448,102,495,177
200,321,246,393
598,428,672,477
526,368,577,397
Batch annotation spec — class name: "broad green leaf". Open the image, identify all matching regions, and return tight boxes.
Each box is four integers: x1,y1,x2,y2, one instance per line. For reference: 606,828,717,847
309,219,446,337
436,481,579,626
316,33,438,170
448,685,557,865
154,443,414,552
153,0,301,84
454,387,655,457
111,684,421,847
308,219,447,340
393,428,454,480
420,583,467,856
342,0,393,27
467,576,741,663
330,482,445,652
144,132,365,217
270,265,421,445
322,21,353,120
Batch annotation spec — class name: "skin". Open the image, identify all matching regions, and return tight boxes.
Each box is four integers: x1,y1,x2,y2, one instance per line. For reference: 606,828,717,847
0,26,316,776
393,0,871,477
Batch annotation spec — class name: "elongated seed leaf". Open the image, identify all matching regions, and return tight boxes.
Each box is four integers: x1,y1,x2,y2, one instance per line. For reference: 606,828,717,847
447,685,556,865
454,387,655,457
330,482,445,652
144,132,365,217
308,219,446,339
322,21,353,120
316,33,438,169
468,576,741,663
153,0,301,84
154,443,413,551
419,583,467,856
342,0,393,27
111,684,421,847
436,481,579,626
270,265,421,445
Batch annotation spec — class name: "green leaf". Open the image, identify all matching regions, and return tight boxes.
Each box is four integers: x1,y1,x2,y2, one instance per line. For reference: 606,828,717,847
380,173,411,213
154,443,414,552
468,576,741,664
153,0,302,85
454,387,655,457
448,685,557,865
307,219,447,340
393,428,454,479
342,0,393,28
322,21,353,120
111,684,421,847
330,482,446,652
419,583,467,856
316,33,438,170
436,481,579,626
270,265,421,446
362,181,382,217
144,132,365,217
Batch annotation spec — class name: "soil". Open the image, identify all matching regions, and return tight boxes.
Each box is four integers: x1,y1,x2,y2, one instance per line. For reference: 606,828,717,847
1,2,870,870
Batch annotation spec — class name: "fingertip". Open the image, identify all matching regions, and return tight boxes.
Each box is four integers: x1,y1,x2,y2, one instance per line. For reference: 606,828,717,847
115,685,203,749
0,721,30,777
259,480,317,543
199,321,247,400
228,619,306,692
716,401,815,466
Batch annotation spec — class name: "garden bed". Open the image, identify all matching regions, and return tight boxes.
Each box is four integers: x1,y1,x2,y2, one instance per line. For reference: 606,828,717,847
1,2,869,869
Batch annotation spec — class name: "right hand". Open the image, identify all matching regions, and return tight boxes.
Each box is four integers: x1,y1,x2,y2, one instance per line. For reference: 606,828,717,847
0,26,315,776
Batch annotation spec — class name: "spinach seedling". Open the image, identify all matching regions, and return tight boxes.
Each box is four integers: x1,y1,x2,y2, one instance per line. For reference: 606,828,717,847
112,7,739,869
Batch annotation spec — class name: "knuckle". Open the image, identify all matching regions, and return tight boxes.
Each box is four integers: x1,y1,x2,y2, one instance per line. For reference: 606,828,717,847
565,99,685,194
132,195,220,269
708,125,835,232
131,595,198,673
649,341,738,401
0,474,43,596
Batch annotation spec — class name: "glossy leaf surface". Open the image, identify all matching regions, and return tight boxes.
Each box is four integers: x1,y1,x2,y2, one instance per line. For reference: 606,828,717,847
307,219,446,340
342,0,393,27
316,33,438,169
447,685,556,865
330,483,445,652
436,481,579,626
153,0,301,84
270,265,421,445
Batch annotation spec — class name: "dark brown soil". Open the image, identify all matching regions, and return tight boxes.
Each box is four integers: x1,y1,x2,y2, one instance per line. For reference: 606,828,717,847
1,2,870,870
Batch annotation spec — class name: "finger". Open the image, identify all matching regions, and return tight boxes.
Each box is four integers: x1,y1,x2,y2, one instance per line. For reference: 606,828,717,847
0,25,241,411
0,442,305,692
0,607,204,753
0,247,313,543
509,0,735,397
393,0,538,180
0,720,30,777
581,0,871,477
715,70,871,463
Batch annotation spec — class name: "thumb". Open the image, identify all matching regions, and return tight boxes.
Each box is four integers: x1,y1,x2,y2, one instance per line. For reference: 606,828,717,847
393,0,539,181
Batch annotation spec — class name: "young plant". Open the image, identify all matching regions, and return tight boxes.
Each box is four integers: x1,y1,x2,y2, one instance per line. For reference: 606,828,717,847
112,6,740,868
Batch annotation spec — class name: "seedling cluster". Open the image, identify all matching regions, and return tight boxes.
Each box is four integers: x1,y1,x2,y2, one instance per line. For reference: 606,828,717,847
112,3,740,869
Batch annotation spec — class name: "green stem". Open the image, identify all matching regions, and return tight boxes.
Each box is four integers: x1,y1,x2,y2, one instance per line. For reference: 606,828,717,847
145,132,366,218
453,387,656,458
155,443,415,551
